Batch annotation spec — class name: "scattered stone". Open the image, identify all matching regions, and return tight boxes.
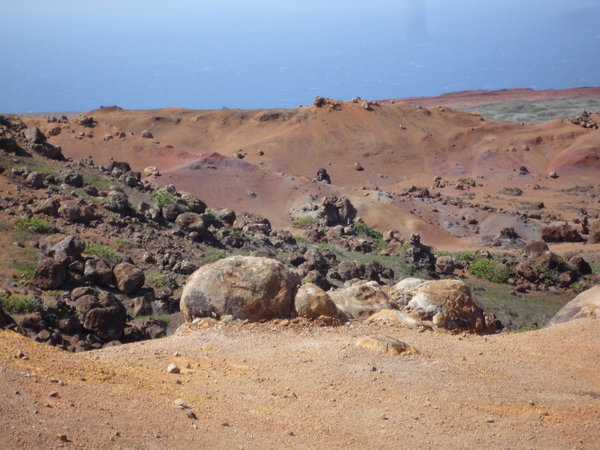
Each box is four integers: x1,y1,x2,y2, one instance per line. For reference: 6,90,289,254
113,262,145,294
144,166,161,177
167,363,181,374
313,96,325,107
314,168,331,184
356,335,417,355
32,258,67,290
541,224,583,243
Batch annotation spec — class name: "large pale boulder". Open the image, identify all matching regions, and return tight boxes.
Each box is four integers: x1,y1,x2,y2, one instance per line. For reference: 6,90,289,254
180,256,301,322
403,279,490,333
327,281,393,319
549,285,600,325
389,278,492,333
294,283,339,319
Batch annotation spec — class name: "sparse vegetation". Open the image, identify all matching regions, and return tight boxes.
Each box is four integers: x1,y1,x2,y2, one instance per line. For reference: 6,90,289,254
468,280,567,328
468,258,514,284
146,272,172,288
292,235,311,245
462,97,600,124
204,249,227,262
456,251,476,263
15,217,56,234
116,238,142,248
292,215,318,229
0,293,42,313
84,242,120,265
135,314,171,326
151,189,176,208
354,220,383,240
12,260,37,281
569,281,584,294
83,174,111,190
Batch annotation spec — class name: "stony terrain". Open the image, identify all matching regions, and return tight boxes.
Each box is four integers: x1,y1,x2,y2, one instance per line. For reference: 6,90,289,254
1,88,599,448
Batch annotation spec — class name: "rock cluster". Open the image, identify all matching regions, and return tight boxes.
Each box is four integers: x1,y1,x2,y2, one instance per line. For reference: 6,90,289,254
181,256,495,334
0,116,64,160
570,111,598,129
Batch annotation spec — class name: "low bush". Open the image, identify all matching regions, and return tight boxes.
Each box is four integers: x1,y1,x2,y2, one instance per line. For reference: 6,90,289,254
151,190,176,208
468,258,514,284
354,221,383,240
84,242,120,265
292,216,318,229
0,294,42,313
15,218,56,234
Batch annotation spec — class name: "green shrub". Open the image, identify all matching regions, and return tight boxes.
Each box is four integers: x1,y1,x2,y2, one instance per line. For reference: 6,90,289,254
151,190,176,208
15,218,56,234
531,265,561,283
468,258,514,283
292,216,318,229
0,295,42,313
84,242,120,265
354,221,383,240
569,281,584,294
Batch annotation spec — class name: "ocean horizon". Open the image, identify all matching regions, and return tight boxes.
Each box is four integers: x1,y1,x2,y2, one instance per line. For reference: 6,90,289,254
2,0,600,113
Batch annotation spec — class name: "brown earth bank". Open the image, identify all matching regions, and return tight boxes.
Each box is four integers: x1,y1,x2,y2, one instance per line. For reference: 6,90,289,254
20,90,600,250
1,318,599,449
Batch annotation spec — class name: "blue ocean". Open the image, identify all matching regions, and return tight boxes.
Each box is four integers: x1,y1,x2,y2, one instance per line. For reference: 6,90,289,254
2,0,599,113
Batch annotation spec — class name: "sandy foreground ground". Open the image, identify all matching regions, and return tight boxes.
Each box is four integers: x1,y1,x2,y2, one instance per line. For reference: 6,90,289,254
1,318,599,449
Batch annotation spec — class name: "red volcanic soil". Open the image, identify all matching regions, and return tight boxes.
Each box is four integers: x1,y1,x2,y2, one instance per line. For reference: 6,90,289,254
386,87,600,108
22,91,600,250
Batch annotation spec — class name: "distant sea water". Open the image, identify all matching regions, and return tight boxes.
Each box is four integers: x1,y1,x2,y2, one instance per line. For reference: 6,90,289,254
2,0,599,113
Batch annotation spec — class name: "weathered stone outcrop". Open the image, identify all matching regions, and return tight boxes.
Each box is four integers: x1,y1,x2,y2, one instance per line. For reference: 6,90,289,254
327,281,394,319
391,278,493,333
294,283,339,319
